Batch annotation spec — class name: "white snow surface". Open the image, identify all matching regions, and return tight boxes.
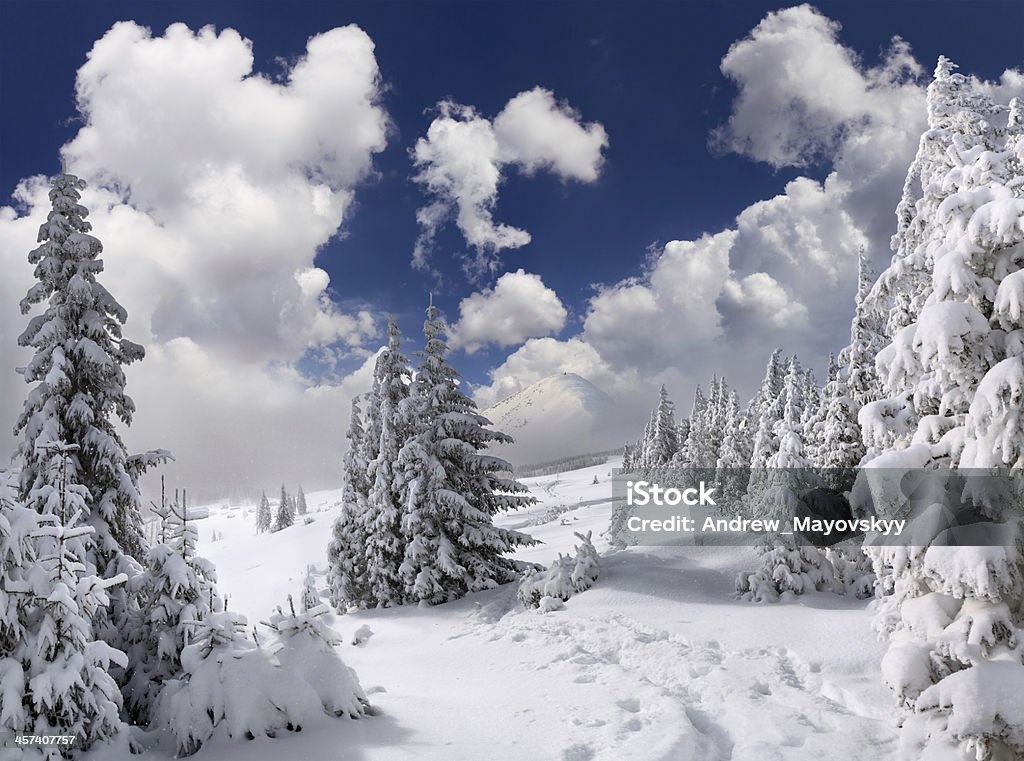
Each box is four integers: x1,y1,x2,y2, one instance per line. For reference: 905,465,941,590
104,457,899,761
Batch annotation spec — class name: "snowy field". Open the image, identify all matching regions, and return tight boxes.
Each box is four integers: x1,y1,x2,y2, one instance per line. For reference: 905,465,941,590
109,457,898,761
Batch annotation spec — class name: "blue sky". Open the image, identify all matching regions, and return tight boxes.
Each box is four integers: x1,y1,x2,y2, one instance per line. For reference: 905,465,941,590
1,1,1022,495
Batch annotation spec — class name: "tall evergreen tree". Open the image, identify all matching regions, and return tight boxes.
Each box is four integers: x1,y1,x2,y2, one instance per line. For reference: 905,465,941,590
365,317,413,607
768,358,811,471
255,491,272,534
848,247,885,409
274,484,295,532
641,385,679,467
621,441,633,471
12,173,169,724
714,388,751,510
295,486,308,516
327,396,372,610
861,60,1024,760
871,56,1003,337
749,350,787,470
676,384,713,467
705,377,727,464
395,301,536,604
0,471,43,741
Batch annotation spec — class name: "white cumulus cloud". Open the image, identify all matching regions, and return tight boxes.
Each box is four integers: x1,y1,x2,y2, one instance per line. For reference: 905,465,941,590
412,87,607,279
449,269,568,354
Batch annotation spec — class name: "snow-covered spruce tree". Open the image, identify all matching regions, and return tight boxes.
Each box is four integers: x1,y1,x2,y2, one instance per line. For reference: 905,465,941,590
122,486,220,725
869,56,1003,339
621,441,634,471
327,396,372,610
749,357,814,516
274,484,295,532
296,486,308,516
848,247,885,410
364,317,413,607
14,174,169,665
633,414,656,469
806,350,866,488
643,385,679,467
0,470,46,745
747,356,806,512
395,301,536,604
705,377,728,465
860,62,1024,761
23,441,129,755
748,349,786,470
675,384,714,468
739,358,838,601
714,387,751,511
518,531,600,608
803,353,838,465
256,491,272,534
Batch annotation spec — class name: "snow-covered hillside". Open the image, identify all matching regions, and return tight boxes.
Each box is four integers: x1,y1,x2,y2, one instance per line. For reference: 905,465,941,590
113,456,899,761
480,373,627,467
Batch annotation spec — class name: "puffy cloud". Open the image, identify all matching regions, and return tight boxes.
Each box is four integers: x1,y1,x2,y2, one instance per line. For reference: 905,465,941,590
412,87,607,278
0,22,389,498
583,232,734,371
712,4,923,169
492,88,607,181
449,269,568,353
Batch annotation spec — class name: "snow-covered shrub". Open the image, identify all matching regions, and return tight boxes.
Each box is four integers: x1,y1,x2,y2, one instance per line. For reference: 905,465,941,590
262,596,367,719
156,597,369,757
824,543,876,599
518,532,600,608
571,531,600,593
156,611,310,756
735,535,837,603
301,570,320,613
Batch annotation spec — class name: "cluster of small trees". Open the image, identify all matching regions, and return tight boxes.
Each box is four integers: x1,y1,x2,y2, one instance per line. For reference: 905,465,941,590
0,175,365,758
327,309,537,610
256,484,308,533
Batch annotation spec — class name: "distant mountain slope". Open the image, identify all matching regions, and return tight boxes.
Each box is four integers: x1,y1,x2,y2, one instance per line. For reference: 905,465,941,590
480,373,625,466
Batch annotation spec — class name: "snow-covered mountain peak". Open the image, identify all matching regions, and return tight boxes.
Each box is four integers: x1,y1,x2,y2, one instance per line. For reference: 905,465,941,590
480,373,624,466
